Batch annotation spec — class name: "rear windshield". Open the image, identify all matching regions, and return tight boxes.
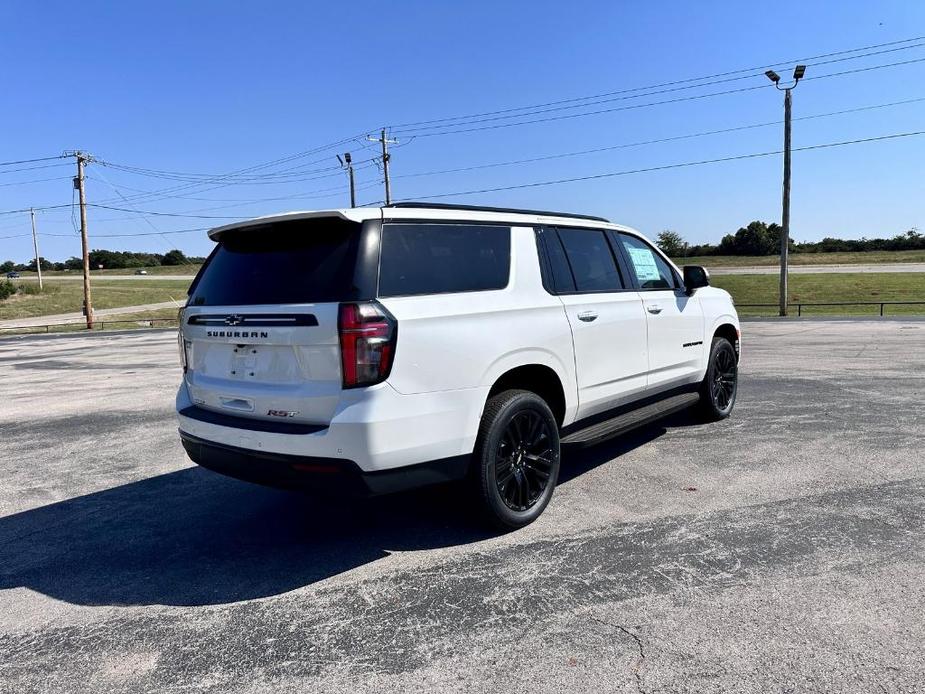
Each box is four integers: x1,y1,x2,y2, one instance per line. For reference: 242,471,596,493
188,218,363,306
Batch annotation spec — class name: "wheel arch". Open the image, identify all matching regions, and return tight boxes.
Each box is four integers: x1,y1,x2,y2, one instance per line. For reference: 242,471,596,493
712,321,740,362
486,364,568,428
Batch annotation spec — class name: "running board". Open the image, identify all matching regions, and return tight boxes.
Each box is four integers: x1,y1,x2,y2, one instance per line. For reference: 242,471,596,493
560,392,700,446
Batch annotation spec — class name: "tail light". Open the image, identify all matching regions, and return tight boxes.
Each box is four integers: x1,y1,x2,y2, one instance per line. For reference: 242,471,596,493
177,330,191,373
338,302,397,388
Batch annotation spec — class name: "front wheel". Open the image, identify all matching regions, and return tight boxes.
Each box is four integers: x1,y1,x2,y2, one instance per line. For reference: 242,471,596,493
698,336,738,420
471,390,561,530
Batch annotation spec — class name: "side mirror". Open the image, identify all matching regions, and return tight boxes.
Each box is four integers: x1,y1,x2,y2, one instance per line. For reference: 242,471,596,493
683,265,710,295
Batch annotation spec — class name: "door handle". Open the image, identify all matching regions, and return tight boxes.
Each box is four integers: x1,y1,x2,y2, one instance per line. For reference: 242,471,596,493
647,305,663,315
577,311,598,322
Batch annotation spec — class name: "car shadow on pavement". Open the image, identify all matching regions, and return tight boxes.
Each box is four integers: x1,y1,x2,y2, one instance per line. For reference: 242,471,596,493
0,411,702,609
559,408,702,484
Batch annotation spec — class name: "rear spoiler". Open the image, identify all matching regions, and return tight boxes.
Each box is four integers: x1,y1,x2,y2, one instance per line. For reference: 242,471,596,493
207,209,377,241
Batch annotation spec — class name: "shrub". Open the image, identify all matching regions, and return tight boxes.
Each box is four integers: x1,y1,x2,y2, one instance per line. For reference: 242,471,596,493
0,280,15,301
17,282,58,296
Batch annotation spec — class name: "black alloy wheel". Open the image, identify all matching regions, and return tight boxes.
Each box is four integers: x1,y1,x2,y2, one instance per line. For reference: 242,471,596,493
495,409,555,512
699,336,738,420
711,343,737,411
471,389,561,529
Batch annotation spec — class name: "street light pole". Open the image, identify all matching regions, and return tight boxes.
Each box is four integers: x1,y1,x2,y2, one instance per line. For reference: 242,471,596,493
781,86,792,318
337,153,356,208
766,65,806,317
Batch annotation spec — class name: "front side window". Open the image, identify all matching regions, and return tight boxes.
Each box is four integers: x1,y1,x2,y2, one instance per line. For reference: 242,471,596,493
557,228,624,292
617,233,678,290
378,223,511,297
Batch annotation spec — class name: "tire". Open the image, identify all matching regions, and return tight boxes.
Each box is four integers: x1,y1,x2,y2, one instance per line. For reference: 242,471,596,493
698,336,738,421
470,389,561,530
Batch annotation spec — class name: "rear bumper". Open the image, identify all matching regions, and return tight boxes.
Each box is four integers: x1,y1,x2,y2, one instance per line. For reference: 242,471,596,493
176,381,486,472
180,431,470,496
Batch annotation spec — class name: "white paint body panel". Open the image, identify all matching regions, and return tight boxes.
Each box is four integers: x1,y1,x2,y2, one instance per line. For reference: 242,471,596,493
177,206,739,473
559,291,648,419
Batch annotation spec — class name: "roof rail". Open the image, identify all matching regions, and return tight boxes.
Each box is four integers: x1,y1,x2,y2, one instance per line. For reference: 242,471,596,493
384,201,610,224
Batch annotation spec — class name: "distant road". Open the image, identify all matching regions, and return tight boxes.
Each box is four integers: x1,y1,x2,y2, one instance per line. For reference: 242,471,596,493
709,263,925,275
0,301,181,329
16,275,196,282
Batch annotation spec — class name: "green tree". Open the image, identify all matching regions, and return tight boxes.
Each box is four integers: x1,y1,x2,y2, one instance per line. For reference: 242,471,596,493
656,230,688,258
717,221,784,256
161,249,189,266
27,257,55,272
0,261,15,273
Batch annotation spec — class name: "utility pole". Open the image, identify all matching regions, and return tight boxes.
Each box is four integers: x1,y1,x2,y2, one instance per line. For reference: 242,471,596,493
29,208,43,290
367,129,398,204
337,152,356,207
65,150,94,329
765,65,806,316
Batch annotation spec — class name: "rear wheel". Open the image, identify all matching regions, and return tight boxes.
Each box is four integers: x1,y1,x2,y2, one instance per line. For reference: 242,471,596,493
698,336,738,420
471,390,560,530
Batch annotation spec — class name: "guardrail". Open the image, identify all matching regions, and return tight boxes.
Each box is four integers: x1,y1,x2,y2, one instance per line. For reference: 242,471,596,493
737,300,925,316
0,317,179,334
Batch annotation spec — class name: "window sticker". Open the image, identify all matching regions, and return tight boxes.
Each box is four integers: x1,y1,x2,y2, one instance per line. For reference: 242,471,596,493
627,247,661,282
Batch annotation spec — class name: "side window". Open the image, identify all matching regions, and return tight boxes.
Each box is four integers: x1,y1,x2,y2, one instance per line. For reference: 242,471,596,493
617,233,678,290
557,228,624,292
537,228,576,293
378,223,511,297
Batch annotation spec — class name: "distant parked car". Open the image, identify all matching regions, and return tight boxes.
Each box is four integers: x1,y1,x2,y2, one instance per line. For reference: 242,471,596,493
6,271,19,279
135,270,148,275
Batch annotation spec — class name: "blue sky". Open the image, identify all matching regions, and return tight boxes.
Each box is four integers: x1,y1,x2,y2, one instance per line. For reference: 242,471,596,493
1,1,924,262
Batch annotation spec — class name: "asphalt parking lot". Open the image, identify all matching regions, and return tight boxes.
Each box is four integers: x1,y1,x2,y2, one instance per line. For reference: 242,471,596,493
1,320,923,693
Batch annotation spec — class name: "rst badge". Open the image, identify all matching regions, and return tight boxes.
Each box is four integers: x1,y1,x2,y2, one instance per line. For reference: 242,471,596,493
267,409,299,418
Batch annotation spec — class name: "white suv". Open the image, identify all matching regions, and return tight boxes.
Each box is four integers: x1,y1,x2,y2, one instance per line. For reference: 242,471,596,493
177,203,739,528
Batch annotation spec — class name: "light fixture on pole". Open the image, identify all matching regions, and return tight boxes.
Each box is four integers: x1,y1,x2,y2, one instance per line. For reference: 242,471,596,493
766,64,806,316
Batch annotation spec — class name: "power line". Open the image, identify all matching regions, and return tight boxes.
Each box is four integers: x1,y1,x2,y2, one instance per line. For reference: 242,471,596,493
0,176,74,188
91,166,184,254
0,203,73,216
94,157,375,183
83,170,373,202
391,56,925,139
393,96,925,180
89,132,375,207
87,204,243,219
39,226,210,238
387,35,925,130
396,130,925,201
0,155,67,167
81,178,380,223
89,159,377,193
0,161,73,176
391,42,925,136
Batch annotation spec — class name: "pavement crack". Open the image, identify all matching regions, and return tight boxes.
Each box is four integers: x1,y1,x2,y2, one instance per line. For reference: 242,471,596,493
615,625,647,694
590,616,647,694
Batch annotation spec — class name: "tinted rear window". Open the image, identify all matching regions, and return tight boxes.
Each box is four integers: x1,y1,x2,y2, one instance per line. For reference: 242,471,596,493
188,218,363,306
378,223,511,297
557,228,624,292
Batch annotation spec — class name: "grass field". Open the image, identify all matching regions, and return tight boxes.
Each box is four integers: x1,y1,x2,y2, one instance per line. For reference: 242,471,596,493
672,249,925,267
712,273,925,316
0,280,189,321
2,271,923,334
